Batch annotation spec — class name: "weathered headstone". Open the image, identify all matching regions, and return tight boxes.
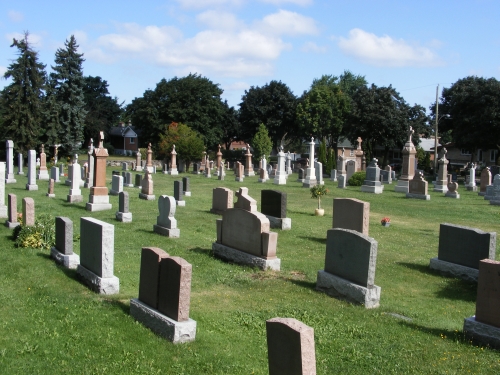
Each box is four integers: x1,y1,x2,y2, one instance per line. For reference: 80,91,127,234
258,156,269,183
316,228,381,308
380,165,392,184
46,179,55,198
146,143,154,173
174,180,185,206
5,193,19,228
213,208,280,270
234,187,257,212
122,171,133,187
50,166,60,183
0,163,7,218
273,147,287,185
169,145,179,175
430,223,496,282
395,127,416,193
466,163,478,191
110,174,124,196
77,217,119,294
330,169,337,182
22,197,35,226
37,144,50,180
406,171,430,200
153,195,180,237
26,150,38,191
5,140,16,183
266,317,316,375
489,175,500,205
135,173,142,188
139,169,155,200
303,138,317,188
218,162,226,181
135,149,143,171
115,191,132,223
479,167,491,196
332,198,369,235
50,217,79,269
361,159,383,194
59,163,65,178
83,139,94,189
433,148,449,193
314,161,324,186
337,148,346,189
346,160,356,181
182,177,191,196
210,187,234,214
297,168,305,183
445,174,460,199
67,155,83,203
235,161,244,182
17,152,24,175
261,190,291,230
86,133,112,211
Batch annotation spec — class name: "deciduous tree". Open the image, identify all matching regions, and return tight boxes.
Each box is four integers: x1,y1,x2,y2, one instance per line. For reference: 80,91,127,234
158,123,205,172
252,123,272,160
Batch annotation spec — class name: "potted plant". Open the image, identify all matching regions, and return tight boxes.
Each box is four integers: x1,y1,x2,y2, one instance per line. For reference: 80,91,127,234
381,217,391,227
310,184,329,216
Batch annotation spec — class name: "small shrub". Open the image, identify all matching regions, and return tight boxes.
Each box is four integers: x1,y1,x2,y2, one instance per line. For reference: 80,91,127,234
348,171,366,186
14,213,55,250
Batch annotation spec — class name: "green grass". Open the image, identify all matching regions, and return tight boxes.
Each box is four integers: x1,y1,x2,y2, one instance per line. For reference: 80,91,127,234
1,168,500,374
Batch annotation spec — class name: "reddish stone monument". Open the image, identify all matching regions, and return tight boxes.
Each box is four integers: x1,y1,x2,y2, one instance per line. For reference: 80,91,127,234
86,132,112,211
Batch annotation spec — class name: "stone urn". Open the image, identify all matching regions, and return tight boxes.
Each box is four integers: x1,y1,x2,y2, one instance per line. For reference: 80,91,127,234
315,208,325,216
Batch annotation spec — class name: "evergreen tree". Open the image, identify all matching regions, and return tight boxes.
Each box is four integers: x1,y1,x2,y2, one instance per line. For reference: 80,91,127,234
318,138,327,166
50,35,87,153
252,123,273,160
0,32,46,153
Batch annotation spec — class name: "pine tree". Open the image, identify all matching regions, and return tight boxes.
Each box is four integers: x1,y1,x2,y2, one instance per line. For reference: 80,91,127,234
252,123,273,160
50,35,87,153
0,32,46,153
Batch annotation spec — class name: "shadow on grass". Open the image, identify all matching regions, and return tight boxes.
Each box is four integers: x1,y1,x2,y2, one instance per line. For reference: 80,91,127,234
434,278,477,302
188,247,213,257
102,298,130,315
299,236,326,245
61,201,88,210
286,278,317,291
398,320,468,344
396,261,440,277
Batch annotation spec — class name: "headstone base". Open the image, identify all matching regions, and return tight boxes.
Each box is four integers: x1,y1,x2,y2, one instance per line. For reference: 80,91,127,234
139,193,156,200
394,180,409,193
76,265,119,294
258,178,268,183
46,193,56,198
17,171,24,175
135,167,143,172
296,179,304,183
433,183,448,193
116,212,132,223
478,192,486,197
124,183,134,188
5,220,20,229
109,189,122,196
5,177,17,184
316,270,381,309
429,257,478,282
50,247,80,269
169,169,179,176
266,216,291,230
26,184,38,191
65,179,72,186
86,200,113,212
302,179,317,188
0,206,7,219
176,201,186,207
244,171,255,177
153,224,180,238
37,171,50,180
489,199,500,206
67,195,83,203
466,186,477,192
406,193,430,200
463,316,500,349
184,192,191,197
361,185,384,194
212,242,281,271
337,175,346,188
84,182,93,189
445,191,460,199
130,298,196,344
235,177,244,182
274,177,287,185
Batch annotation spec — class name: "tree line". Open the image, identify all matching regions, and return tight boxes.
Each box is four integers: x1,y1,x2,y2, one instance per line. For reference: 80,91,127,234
2,33,499,167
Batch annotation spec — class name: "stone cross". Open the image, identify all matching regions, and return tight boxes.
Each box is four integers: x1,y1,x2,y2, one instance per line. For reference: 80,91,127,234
98,131,104,149
407,126,414,143
357,137,362,150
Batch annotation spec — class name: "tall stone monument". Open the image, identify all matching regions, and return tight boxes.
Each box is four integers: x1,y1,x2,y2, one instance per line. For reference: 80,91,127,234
84,138,94,188
86,132,112,211
303,138,317,188
17,152,24,175
395,126,416,193
337,148,347,188
26,150,38,191
37,144,50,180
67,155,83,203
169,145,178,175
466,163,477,191
274,146,287,185
135,148,143,172
5,140,16,183
146,143,154,173
434,148,449,193
0,162,7,218
244,144,255,176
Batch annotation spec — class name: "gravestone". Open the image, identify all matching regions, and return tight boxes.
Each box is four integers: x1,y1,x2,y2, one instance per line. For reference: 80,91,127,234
463,259,500,349
433,148,449,193
266,318,316,375
215,145,222,177
5,140,16,183
380,165,392,184
488,175,500,206
67,155,83,203
274,146,287,185
213,208,280,270
259,156,269,183
286,151,292,175
5,194,19,228
430,223,496,282
466,163,477,191
139,170,155,200
395,126,416,193
346,160,356,181
330,169,337,182
218,162,226,181
50,166,60,183
169,145,179,175
316,228,381,308
314,161,324,186
116,191,132,222
122,171,134,187
46,179,55,198
135,173,142,188
135,148,143,171
26,150,38,191
153,195,180,238
234,187,257,212
182,177,191,196
302,138,317,188
22,197,35,226
77,217,119,294
121,162,128,171
174,180,185,206
86,132,112,211
360,159,383,194
84,139,94,188
332,198,369,235
296,168,305,183
406,171,430,200
244,145,255,176
261,190,291,230
445,174,460,199
0,163,7,218
146,143,154,173
50,217,79,269
210,187,234,214
130,248,197,343
337,148,346,189
235,162,244,182
17,152,24,175
37,144,50,180
59,163,65,178
479,167,491,196
110,174,124,196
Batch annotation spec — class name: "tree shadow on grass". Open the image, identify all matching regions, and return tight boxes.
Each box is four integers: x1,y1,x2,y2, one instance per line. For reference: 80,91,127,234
61,201,88,210
298,236,326,245
397,320,469,345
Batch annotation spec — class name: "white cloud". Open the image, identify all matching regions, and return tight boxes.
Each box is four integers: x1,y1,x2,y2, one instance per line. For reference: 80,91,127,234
301,41,327,53
260,0,313,6
5,32,43,47
259,9,319,36
337,28,442,67
196,10,242,30
223,81,250,91
8,10,23,22
0,65,7,77
174,0,244,9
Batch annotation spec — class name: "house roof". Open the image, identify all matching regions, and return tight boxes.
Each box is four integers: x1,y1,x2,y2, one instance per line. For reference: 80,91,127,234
108,125,140,138
419,138,440,152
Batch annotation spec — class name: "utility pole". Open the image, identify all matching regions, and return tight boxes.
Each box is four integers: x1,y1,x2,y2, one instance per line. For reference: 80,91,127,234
434,84,439,173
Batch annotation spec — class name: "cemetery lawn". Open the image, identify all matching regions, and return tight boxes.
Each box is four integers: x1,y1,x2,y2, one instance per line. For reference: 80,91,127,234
1,168,500,374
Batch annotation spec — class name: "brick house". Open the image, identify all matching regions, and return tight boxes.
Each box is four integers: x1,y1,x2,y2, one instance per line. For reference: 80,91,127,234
108,122,140,155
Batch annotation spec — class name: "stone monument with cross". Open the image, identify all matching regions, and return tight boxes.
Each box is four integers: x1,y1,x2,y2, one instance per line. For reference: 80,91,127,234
146,143,154,173
337,147,347,188
433,147,449,193
303,138,317,188
84,139,94,188
37,144,50,180
169,145,178,175
395,126,416,193
86,132,112,211
355,136,364,171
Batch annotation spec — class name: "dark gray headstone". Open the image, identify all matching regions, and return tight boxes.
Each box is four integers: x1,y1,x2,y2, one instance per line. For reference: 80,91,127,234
364,160,381,187
261,190,287,218
182,177,190,193
138,247,169,309
112,170,120,176
490,165,500,176
438,223,496,269
135,173,142,187
119,191,129,213
174,180,183,201
55,217,73,255
298,168,304,179
324,228,378,287
193,163,199,173
79,217,115,278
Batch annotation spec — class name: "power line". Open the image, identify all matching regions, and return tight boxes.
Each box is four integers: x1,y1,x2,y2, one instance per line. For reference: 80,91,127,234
399,83,454,92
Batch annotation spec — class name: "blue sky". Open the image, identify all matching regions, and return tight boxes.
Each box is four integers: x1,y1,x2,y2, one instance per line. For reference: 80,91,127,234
0,0,499,113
